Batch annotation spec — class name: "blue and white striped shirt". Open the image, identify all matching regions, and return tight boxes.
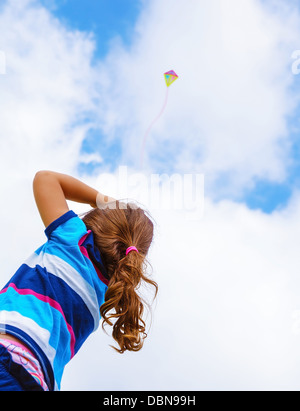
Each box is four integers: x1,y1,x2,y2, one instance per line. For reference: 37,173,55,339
0,211,109,390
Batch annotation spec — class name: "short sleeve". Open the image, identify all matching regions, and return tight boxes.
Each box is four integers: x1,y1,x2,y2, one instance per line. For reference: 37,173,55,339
44,210,88,246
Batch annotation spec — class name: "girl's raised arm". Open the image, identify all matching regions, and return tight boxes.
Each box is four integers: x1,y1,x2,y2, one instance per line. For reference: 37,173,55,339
33,170,114,227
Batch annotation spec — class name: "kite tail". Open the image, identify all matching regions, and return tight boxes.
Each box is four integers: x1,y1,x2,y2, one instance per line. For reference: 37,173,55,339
140,87,169,169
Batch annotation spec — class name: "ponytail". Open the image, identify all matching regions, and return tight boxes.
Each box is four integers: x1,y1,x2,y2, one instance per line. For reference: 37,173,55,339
83,202,158,353
101,252,151,353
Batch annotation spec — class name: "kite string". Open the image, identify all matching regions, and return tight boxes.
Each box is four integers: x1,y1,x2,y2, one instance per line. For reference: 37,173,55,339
140,87,169,168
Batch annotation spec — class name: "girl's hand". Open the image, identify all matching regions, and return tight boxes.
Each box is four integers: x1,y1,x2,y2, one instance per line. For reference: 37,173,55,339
96,193,117,209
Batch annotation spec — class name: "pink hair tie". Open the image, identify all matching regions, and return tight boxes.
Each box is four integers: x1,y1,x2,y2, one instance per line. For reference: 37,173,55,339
126,246,139,256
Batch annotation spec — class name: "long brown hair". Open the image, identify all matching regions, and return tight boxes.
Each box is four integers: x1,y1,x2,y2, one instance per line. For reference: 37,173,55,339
82,201,158,353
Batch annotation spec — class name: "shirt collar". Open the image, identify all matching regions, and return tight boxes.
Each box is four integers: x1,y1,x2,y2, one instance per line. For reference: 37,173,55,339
81,230,109,284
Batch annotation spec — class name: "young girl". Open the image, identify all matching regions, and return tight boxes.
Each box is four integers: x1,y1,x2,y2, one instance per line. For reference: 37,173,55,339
0,170,157,391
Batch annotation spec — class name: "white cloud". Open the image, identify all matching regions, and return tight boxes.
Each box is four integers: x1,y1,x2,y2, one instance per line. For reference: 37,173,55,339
93,0,300,196
1,0,300,391
0,0,97,180
62,187,300,390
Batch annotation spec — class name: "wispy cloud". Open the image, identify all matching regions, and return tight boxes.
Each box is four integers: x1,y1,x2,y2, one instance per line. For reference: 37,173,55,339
0,0,98,178
90,0,300,199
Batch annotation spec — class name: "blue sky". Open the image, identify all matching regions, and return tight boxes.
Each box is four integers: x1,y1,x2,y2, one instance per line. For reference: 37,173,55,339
40,0,143,175
40,0,300,215
245,115,300,214
41,0,142,57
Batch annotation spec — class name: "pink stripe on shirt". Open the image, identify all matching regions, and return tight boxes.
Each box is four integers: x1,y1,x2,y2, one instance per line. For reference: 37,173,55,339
78,231,109,286
0,283,76,358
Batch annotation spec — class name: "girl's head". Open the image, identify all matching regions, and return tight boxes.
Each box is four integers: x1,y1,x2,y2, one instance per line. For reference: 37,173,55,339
82,201,158,353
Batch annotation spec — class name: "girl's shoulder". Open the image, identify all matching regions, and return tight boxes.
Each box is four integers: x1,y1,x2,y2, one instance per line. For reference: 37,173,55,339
45,211,88,247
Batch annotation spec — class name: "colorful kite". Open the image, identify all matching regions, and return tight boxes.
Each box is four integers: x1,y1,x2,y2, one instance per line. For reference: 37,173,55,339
164,70,179,87
140,70,179,168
